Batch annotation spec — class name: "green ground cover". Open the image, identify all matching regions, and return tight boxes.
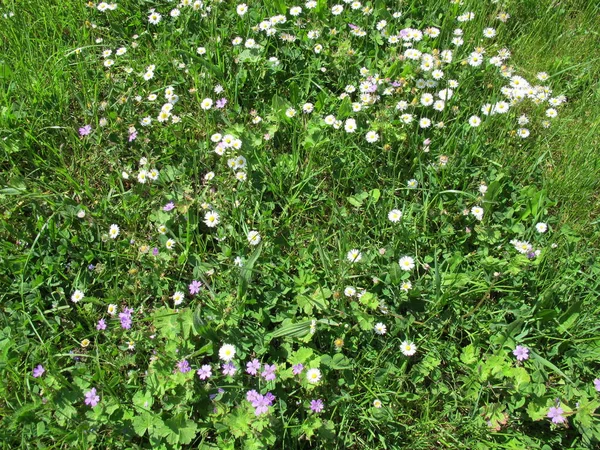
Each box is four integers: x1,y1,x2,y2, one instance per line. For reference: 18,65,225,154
1,0,599,448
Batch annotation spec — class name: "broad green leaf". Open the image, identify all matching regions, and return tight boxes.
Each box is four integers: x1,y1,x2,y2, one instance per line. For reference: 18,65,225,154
238,242,263,299
289,347,314,365
132,412,154,437
460,344,478,365
359,292,379,310
163,414,198,446
370,188,381,203
269,320,312,340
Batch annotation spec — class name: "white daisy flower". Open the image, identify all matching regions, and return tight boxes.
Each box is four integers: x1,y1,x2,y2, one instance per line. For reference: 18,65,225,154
374,323,387,335
201,98,213,110
306,367,322,384
388,209,402,223
398,256,415,271
71,290,85,303
247,230,261,246
219,344,236,361
109,224,120,239
471,206,484,221
401,340,417,356
172,291,185,306
344,286,356,297
347,249,362,263
365,131,379,143
204,211,220,228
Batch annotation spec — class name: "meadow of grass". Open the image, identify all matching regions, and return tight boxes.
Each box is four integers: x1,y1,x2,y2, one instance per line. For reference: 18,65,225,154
1,0,599,448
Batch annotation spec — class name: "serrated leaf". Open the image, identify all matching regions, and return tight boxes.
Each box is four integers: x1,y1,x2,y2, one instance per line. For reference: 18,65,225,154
164,414,198,446
132,412,154,437
289,347,314,365
309,287,330,311
359,292,379,310
133,390,154,410
527,401,547,421
330,353,352,369
511,366,531,390
460,344,478,365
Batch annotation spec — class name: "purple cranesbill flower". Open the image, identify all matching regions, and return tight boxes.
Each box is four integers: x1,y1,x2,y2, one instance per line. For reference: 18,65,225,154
527,251,536,260
197,364,212,380
152,247,159,256
96,319,107,331
399,28,410,38
189,280,202,295
292,363,304,375
88,264,95,270
254,397,270,415
246,358,261,376
222,362,237,376
367,83,378,93
594,379,600,392
547,406,566,424
163,202,175,212
119,307,133,329
391,81,402,87
79,124,92,136
128,131,138,142
215,98,228,109
32,364,45,378
513,345,529,361
246,390,261,403
84,388,100,407
310,399,324,413
177,359,191,374
261,363,277,381
246,390,276,416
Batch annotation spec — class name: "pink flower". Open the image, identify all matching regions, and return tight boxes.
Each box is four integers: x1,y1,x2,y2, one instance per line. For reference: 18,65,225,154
513,345,529,361
547,406,566,424
310,399,324,413
177,359,191,374
189,280,202,295
32,364,45,378
197,365,212,380
261,363,277,381
84,388,100,407
222,362,237,376
96,319,107,330
246,358,261,376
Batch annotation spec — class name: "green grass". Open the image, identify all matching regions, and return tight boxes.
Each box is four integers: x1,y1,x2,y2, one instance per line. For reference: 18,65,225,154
498,0,600,239
1,0,600,448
